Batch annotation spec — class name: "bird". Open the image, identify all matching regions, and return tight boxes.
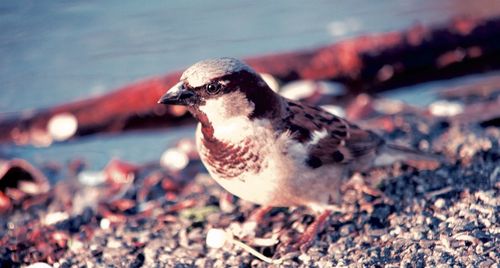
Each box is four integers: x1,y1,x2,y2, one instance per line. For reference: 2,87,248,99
158,57,440,250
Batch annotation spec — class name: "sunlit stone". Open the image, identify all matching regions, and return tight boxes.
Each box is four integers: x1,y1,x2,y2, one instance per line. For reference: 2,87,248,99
206,228,227,249
47,113,78,141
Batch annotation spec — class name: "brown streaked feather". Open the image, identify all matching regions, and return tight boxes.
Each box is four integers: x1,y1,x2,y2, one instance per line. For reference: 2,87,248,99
200,136,263,179
193,109,263,180
281,100,384,169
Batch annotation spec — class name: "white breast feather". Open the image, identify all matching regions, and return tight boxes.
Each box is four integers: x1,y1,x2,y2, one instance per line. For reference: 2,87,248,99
199,91,256,143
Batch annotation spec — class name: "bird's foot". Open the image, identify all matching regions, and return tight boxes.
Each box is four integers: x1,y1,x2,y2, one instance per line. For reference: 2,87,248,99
290,209,332,252
248,205,273,222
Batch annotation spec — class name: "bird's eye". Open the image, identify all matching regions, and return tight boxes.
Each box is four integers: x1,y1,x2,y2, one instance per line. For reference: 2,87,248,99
205,83,221,95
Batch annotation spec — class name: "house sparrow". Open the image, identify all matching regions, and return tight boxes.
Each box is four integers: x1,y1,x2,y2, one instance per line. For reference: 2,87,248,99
158,57,439,249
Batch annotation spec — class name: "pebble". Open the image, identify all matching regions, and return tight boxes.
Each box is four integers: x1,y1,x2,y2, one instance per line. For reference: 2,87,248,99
26,263,53,268
279,80,345,100
320,105,346,117
43,211,69,225
412,231,426,240
391,226,402,236
206,228,228,249
429,100,464,116
106,238,122,249
78,171,106,186
373,98,405,114
100,218,111,230
434,198,446,209
69,239,84,253
160,148,189,172
47,113,78,141
280,80,317,100
339,224,355,237
259,73,280,92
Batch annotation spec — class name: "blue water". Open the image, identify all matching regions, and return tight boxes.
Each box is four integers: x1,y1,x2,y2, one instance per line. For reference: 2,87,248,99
1,0,499,168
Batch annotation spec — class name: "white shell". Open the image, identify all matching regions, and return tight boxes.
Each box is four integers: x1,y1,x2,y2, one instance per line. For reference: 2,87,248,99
78,171,106,186
47,113,78,141
26,263,53,268
43,211,69,225
259,73,280,92
206,228,228,248
160,148,189,171
429,100,464,116
280,80,345,100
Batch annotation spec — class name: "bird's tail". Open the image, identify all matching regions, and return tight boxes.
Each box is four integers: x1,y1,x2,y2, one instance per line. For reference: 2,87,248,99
374,143,444,167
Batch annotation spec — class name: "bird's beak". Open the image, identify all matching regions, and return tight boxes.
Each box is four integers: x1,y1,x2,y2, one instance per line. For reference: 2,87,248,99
157,81,196,106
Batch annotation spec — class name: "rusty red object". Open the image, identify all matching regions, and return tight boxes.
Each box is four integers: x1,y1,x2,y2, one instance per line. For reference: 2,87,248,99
50,231,70,248
161,176,180,192
0,191,11,213
0,159,49,193
452,97,500,125
101,159,138,200
345,94,375,121
98,205,127,224
104,159,137,185
110,198,136,211
0,159,50,214
166,198,197,213
1,16,500,145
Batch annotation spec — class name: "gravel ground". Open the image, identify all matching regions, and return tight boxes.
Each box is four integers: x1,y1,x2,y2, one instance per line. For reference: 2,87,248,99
1,85,499,267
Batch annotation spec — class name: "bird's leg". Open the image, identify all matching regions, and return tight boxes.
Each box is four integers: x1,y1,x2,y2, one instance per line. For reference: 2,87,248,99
293,209,332,252
239,206,274,238
248,206,273,222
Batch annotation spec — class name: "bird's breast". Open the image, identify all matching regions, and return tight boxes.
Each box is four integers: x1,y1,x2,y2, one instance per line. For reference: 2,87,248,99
195,122,295,205
198,135,264,180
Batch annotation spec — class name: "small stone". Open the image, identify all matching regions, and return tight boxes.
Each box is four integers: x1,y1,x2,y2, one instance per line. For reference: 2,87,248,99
434,198,446,209
478,259,494,268
100,218,111,230
206,228,227,249
106,238,122,249
69,239,84,253
26,263,53,268
391,226,402,236
412,231,425,240
280,80,345,100
280,80,316,100
320,105,346,117
90,245,103,257
43,211,70,225
47,113,78,141
373,98,404,114
339,224,355,237
259,73,280,92
160,148,189,171
78,171,106,186
429,100,464,117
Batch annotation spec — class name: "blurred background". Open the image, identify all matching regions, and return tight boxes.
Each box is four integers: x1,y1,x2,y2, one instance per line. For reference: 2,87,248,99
1,0,500,169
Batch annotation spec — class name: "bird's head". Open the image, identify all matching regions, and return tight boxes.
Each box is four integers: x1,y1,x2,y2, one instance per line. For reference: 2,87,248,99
158,57,281,125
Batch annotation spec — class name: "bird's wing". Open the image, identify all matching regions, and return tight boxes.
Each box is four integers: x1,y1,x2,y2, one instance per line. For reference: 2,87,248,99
283,100,384,168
